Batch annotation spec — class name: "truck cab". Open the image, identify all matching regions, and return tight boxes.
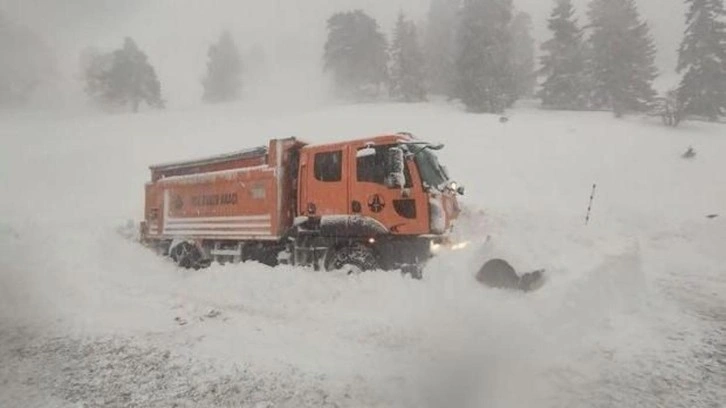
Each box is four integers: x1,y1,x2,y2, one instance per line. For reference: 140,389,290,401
293,133,463,274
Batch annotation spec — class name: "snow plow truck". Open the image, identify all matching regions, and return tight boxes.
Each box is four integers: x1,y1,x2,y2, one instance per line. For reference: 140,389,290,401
140,133,543,290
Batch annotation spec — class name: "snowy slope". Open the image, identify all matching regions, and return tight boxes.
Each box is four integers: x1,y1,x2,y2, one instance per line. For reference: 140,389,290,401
1,102,725,407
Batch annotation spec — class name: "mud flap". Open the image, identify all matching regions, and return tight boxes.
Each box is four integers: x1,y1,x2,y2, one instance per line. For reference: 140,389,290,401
476,259,545,292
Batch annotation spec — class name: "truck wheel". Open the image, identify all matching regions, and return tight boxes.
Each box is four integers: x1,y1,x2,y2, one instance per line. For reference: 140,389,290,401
171,242,201,269
402,264,424,280
325,244,379,275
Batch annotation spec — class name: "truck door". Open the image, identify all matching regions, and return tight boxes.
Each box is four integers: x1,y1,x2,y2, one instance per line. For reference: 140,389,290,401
299,147,349,216
349,145,428,235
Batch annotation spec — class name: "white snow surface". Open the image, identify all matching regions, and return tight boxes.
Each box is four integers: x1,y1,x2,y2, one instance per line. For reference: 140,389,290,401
1,101,725,407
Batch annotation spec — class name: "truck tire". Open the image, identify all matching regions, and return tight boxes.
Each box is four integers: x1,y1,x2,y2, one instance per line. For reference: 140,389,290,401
402,264,424,280
325,244,379,275
171,242,202,269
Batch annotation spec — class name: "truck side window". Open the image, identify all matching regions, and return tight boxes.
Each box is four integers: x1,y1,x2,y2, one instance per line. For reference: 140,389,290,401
314,151,342,182
357,148,387,184
357,146,413,188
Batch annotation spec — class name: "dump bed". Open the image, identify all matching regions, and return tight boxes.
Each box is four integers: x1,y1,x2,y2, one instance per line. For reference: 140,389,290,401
143,138,304,241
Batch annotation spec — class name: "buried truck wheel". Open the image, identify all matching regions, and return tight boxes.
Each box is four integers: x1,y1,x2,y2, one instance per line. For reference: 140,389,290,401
170,242,203,269
476,259,545,292
325,244,379,275
401,264,424,280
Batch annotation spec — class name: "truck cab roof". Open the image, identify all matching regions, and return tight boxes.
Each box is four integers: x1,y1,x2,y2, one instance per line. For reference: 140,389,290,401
299,132,430,152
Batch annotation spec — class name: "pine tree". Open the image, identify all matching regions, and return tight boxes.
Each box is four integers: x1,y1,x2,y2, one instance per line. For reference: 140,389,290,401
323,10,388,100
84,37,164,112
202,31,243,103
538,0,590,110
676,0,726,121
389,13,427,102
425,0,460,96
454,0,515,113
82,48,113,105
510,11,536,99
587,0,658,117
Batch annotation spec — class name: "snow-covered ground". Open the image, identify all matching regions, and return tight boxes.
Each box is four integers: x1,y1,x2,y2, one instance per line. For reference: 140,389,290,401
1,102,725,407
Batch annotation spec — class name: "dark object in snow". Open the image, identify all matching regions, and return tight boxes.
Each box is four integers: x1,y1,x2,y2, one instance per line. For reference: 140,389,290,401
476,259,545,292
205,309,221,319
706,214,719,219
585,184,597,225
174,317,187,326
499,116,509,123
682,146,696,159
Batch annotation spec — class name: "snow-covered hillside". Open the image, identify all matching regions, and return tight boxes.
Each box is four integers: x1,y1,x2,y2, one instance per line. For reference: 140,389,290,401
1,102,725,407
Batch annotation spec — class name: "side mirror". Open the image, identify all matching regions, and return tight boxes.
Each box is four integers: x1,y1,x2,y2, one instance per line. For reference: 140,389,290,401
449,182,465,196
385,147,405,189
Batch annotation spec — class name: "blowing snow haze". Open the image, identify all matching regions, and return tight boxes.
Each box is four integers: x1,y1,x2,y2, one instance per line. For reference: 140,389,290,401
0,0,685,108
1,1,725,407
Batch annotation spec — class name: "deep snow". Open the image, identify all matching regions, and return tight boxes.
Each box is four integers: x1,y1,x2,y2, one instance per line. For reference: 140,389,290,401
1,101,725,407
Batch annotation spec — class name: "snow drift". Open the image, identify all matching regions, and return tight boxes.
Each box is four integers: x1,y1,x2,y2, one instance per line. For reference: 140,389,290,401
1,102,725,407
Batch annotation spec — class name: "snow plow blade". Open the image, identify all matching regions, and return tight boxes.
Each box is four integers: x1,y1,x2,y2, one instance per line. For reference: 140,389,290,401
475,259,545,292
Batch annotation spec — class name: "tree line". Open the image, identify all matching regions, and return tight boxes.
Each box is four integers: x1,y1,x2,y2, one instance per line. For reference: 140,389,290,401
323,6,536,111
80,31,243,112
538,0,725,124
324,0,725,124
0,8,244,113
1,0,724,123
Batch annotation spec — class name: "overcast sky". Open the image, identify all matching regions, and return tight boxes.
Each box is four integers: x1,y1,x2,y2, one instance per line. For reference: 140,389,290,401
1,0,687,107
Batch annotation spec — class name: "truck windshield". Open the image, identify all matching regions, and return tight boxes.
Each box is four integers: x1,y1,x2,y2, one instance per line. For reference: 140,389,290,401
414,148,449,190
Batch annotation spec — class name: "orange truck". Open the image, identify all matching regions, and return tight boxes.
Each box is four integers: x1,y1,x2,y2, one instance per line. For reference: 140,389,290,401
140,132,464,277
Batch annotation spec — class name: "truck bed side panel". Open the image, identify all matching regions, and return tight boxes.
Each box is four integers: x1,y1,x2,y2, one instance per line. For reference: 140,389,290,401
151,166,281,240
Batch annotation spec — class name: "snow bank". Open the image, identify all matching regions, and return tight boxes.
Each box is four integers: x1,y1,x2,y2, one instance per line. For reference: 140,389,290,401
1,102,725,406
